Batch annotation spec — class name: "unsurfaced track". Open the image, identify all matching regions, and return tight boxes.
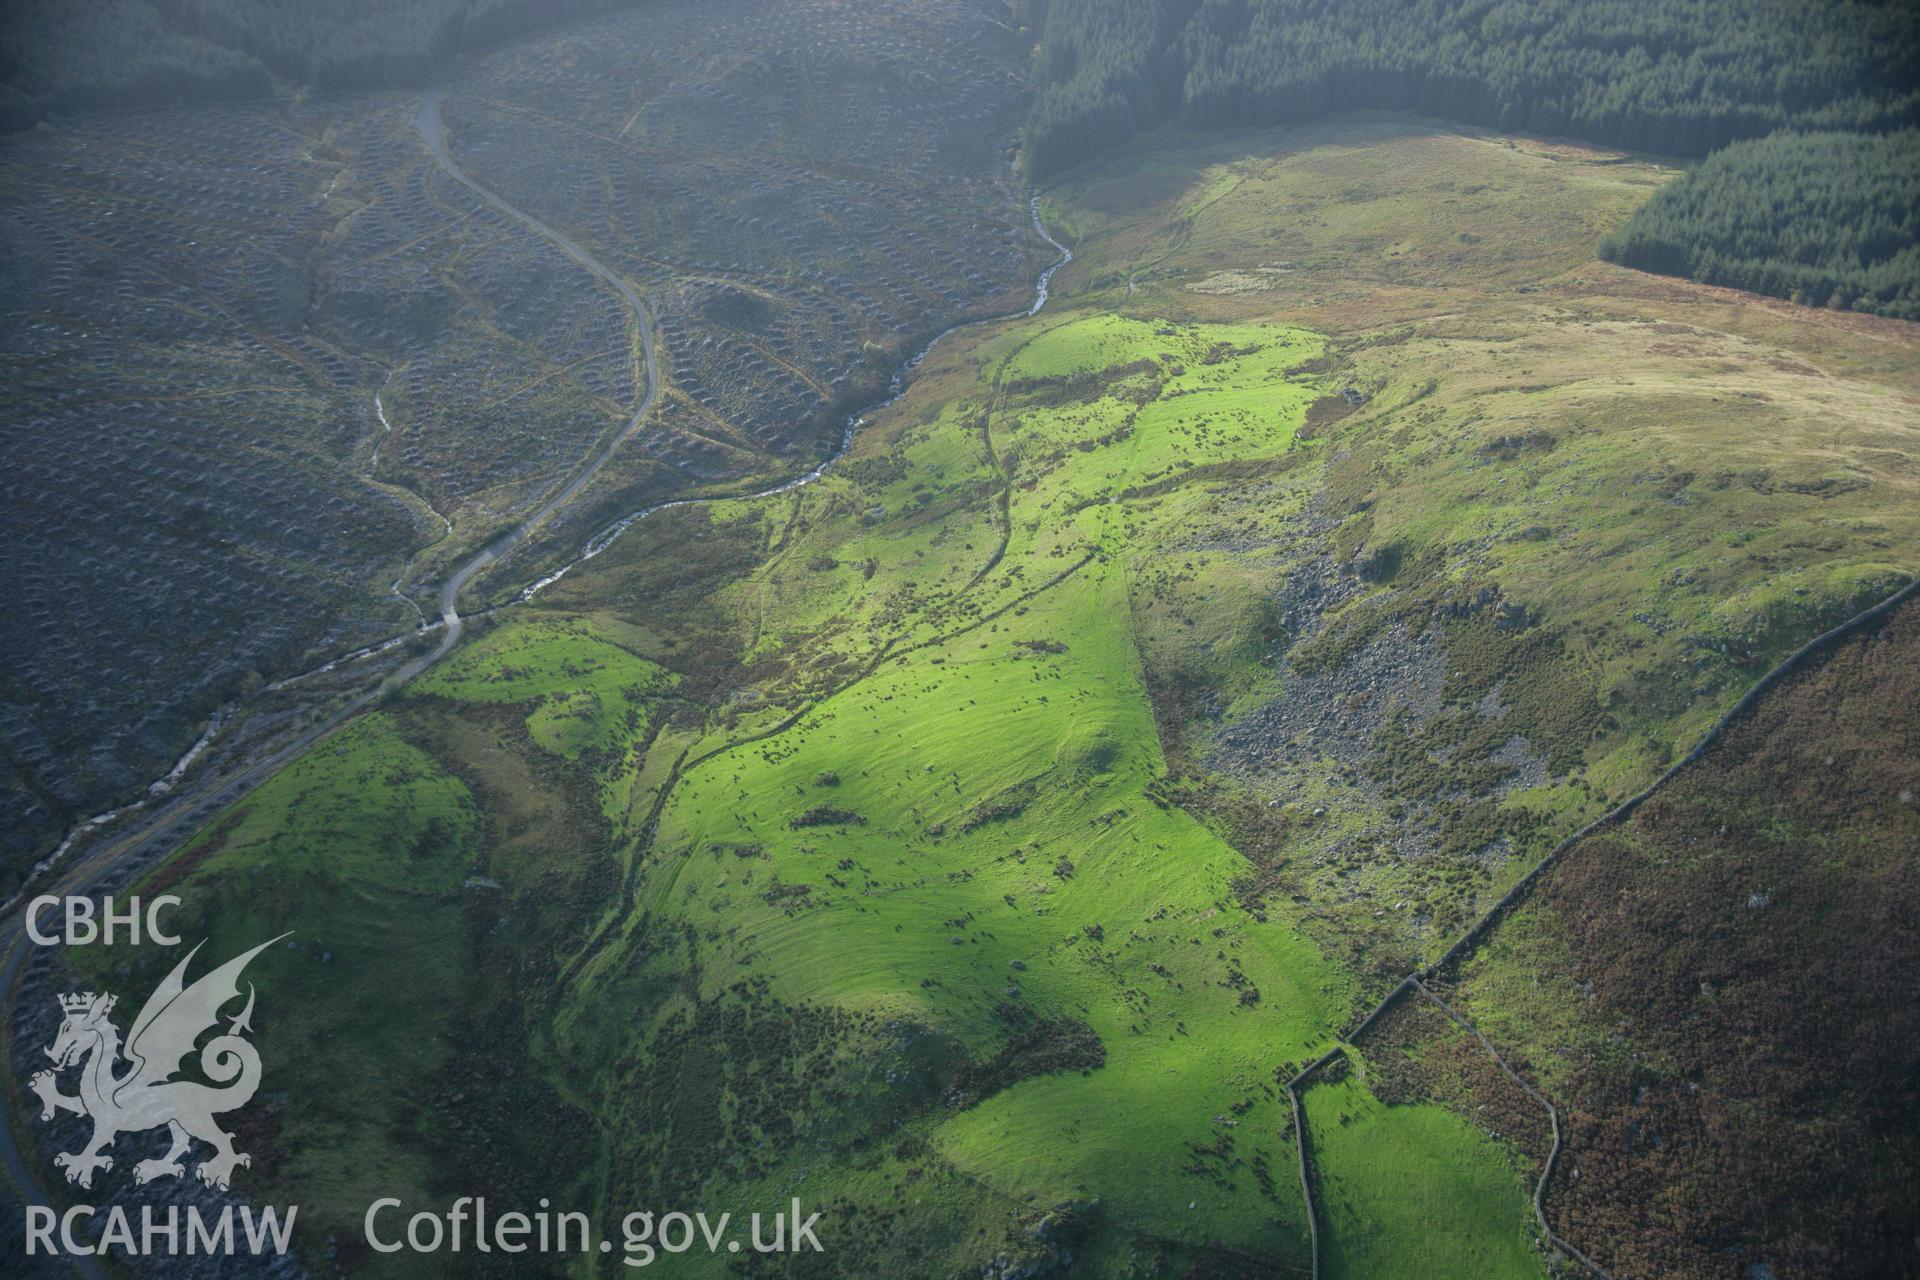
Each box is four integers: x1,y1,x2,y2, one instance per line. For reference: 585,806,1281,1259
0,79,1071,1269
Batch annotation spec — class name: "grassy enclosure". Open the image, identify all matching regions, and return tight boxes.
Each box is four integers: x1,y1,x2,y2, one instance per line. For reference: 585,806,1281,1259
0,0,1041,900
14,8,1920,1276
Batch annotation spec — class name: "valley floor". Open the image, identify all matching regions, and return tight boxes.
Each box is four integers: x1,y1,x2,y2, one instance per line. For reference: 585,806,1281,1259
22,112,1920,1280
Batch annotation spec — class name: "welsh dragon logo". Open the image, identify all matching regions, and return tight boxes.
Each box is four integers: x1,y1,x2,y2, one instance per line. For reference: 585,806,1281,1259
29,936,281,1191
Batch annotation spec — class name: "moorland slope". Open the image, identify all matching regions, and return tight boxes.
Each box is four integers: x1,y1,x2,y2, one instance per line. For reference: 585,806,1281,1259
1022,0,1920,315
52,114,1920,1278
0,0,1037,897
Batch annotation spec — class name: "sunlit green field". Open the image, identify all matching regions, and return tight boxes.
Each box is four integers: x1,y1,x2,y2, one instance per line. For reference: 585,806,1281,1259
84,115,1920,1277
1306,1069,1540,1280
549,310,1355,1272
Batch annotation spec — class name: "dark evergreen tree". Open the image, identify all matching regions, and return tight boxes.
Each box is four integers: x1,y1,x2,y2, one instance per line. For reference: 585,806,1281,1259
1025,0,1919,178
1601,129,1920,319
1021,0,1920,314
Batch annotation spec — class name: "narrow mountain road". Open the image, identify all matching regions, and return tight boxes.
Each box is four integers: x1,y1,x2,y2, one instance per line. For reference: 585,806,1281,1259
0,93,1073,1271
0,89,664,1274
411,87,662,674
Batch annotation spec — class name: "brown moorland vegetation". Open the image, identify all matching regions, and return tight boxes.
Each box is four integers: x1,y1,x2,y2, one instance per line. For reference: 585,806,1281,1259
1443,596,1920,1278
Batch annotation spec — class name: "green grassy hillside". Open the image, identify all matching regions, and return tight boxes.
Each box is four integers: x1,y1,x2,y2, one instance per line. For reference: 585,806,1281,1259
1019,0,1920,315
1304,1069,1539,1280
76,715,483,1224
81,115,1920,1277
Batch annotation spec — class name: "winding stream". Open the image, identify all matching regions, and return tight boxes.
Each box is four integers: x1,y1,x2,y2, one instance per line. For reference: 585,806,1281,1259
520,239,1064,602
400,88,664,685
1027,193,1072,315
31,101,1070,902
1,84,1069,1278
